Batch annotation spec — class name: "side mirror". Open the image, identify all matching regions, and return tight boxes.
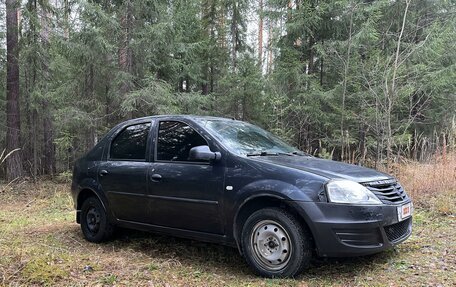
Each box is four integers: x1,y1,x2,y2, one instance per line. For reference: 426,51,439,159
188,145,221,162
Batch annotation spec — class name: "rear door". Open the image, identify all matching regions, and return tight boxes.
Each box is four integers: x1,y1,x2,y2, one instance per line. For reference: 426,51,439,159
98,121,152,222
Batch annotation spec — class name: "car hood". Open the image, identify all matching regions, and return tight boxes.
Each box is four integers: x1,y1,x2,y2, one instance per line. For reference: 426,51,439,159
251,156,392,183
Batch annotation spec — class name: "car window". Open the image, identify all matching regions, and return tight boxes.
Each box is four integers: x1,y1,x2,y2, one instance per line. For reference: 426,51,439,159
110,123,151,160
157,121,208,162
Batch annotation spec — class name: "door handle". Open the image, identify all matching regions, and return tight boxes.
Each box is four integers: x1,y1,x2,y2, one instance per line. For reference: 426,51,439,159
150,173,162,182
99,169,109,177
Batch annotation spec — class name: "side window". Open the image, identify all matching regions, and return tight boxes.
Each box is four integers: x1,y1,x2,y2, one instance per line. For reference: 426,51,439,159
110,123,151,160
157,121,208,162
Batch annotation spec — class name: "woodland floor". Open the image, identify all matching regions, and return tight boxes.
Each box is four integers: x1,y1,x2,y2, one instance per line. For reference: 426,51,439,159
0,181,454,287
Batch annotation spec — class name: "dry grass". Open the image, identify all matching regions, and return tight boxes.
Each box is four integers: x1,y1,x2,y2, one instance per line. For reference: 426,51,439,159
395,153,456,215
0,158,455,286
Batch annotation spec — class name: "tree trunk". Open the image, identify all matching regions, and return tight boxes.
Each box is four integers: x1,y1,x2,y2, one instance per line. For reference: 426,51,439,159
63,0,70,39
307,36,314,74
41,5,56,175
359,123,367,165
340,3,355,161
387,0,411,170
319,39,324,86
258,0,263,68
86,63,95,151
5,0,24,181
26,0,39,176
118,0,133,116
32,110,38,175
42,103,55,174
266,20,274,74
201,0,213,95
231,2,239,71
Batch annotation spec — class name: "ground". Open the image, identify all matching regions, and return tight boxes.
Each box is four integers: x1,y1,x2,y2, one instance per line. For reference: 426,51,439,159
0,181,454,287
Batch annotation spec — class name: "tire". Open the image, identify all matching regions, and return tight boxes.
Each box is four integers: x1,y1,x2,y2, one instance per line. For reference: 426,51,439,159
241,208,312,278
80,196,114,243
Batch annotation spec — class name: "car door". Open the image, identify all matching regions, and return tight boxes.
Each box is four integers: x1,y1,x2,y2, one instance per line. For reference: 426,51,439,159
147,120,225,234
98,121,152,223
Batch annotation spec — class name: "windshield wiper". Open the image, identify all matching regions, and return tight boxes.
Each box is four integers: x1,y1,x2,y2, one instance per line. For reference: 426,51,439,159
246,150,312,157
291,151,311,156
246,151,279,157
246,151,295,157
276,152,294,156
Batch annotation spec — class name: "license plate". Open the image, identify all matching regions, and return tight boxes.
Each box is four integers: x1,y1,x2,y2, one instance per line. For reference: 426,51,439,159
397,202,412,221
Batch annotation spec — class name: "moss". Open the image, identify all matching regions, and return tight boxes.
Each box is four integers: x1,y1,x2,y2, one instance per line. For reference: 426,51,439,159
21,254,69,285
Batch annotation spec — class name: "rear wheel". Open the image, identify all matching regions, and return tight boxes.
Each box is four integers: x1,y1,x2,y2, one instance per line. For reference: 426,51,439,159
241,208,312,278
80,196,114,242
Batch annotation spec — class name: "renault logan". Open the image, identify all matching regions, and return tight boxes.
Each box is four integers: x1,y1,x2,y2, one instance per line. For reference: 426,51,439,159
71,115,413,278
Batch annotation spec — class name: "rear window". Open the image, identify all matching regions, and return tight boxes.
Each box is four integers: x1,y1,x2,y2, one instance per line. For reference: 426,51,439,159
110,123,151,160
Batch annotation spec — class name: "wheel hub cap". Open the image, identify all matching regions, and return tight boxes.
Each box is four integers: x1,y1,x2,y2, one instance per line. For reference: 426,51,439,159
251,220,292,271
86,207,101,233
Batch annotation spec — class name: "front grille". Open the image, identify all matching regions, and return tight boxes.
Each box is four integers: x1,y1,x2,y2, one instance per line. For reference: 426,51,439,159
363,179,408,204
384,217,412,243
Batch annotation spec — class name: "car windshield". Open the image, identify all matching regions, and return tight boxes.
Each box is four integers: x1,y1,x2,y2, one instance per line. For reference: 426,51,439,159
200,119,304,156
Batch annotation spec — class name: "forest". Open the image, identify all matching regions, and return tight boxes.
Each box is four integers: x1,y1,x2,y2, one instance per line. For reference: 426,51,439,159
0,1,455,286
1,0,455,180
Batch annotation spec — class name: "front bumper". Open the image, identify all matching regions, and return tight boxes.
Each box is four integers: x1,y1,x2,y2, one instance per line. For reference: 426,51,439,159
293,201,413,257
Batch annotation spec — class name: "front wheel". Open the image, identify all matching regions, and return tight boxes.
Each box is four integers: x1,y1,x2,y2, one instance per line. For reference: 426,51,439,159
241,208,312,278
80,196,114,243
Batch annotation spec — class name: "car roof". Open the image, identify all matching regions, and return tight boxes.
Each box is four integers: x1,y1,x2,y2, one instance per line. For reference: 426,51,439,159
123,115,240,123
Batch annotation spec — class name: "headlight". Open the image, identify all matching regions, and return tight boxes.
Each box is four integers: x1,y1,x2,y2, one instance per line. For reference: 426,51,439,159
325,180,382,205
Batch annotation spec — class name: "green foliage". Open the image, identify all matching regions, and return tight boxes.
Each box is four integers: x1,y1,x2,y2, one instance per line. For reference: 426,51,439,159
218,54,264,120
121,78,176,116
1,0,455,178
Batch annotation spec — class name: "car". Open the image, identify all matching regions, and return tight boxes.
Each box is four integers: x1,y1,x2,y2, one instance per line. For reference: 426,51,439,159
71,115,413,278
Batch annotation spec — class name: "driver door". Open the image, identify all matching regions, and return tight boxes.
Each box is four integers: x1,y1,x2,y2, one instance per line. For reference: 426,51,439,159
146,120,225,234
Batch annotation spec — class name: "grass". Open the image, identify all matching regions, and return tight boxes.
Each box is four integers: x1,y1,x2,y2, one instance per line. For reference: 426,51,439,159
0,157,455,286
395,153,456,215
